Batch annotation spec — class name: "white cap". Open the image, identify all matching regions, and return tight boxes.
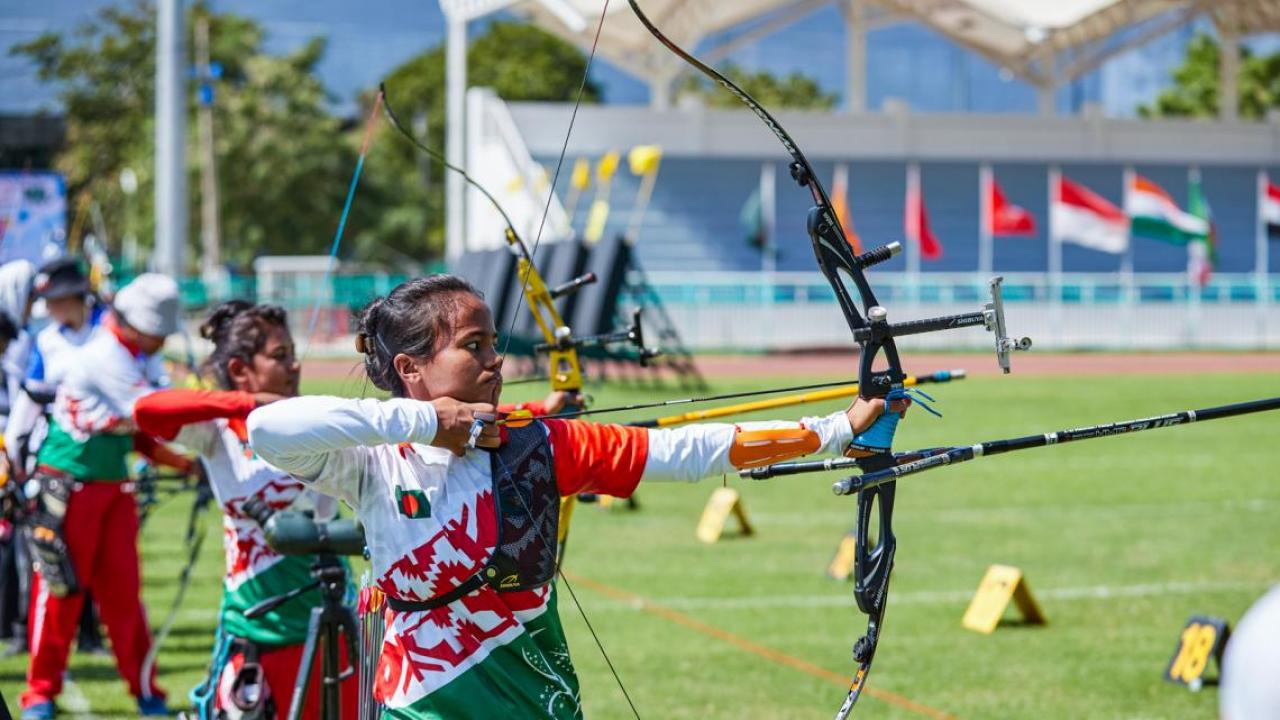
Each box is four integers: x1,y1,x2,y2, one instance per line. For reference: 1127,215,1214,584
113,273,181,337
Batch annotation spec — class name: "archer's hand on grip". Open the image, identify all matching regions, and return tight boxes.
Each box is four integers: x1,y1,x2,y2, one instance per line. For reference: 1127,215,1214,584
845,394,912,456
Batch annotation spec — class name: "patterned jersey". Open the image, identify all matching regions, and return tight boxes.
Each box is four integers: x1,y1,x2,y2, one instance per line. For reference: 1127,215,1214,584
38,315,168,479
135,389,341,646
249,396,853,719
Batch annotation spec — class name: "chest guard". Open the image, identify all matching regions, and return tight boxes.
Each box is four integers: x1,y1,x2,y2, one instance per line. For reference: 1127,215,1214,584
387,423,561,613
485,422,560,592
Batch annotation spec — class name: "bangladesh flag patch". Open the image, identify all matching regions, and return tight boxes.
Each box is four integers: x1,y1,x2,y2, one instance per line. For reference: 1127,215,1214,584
395,488,431,518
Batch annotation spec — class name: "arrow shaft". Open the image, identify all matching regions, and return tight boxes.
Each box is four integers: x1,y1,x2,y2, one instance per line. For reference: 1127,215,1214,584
831,395,1280,495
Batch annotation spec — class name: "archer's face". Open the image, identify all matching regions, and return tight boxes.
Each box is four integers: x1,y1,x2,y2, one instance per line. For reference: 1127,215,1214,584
46,295,88,329
230,324,300,397
399,292,503,405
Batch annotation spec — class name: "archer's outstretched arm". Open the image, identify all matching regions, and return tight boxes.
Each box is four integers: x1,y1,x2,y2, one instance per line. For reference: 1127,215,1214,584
546,410,857,497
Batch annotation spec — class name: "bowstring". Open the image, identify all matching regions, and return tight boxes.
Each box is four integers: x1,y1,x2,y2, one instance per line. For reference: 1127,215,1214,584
497,3,643,715
498,0,612,363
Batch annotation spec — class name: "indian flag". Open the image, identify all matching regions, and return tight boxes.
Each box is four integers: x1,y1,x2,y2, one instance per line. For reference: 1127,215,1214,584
1125,173,1208,245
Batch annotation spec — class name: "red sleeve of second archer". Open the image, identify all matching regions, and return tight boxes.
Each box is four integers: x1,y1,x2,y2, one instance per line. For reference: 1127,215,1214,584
135,389,258,441
544,419,648,498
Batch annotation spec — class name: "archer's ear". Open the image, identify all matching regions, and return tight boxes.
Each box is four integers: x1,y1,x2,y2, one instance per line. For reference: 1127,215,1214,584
393,353,422,389
226,356,253,388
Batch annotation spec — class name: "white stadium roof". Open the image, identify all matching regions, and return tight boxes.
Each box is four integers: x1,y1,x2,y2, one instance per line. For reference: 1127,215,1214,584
440,0,1280,109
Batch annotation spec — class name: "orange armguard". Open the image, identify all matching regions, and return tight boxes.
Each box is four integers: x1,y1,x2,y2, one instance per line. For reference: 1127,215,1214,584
727,427,821,469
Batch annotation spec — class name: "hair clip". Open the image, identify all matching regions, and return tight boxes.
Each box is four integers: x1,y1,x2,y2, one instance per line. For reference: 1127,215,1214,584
355,333,369,354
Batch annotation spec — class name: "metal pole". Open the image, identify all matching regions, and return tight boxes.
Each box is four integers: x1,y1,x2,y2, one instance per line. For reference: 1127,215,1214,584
761,161,776,274
978,162,992,277
195,16,222,287
1047,165,1062,344
155,0,187,276
844,0,866,113
445,14,467,260
1259,169,1271,347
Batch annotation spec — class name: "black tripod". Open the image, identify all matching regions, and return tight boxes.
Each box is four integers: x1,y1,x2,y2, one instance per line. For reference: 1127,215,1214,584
244,553,358,720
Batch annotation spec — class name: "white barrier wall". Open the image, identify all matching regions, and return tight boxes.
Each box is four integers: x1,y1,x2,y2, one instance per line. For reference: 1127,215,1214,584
643,272,1280,351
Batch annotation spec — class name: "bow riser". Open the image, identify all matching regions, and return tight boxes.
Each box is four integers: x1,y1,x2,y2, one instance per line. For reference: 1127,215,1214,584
513,254,584,392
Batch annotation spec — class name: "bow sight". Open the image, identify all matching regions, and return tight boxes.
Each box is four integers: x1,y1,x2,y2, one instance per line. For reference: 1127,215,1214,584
533,306,662,368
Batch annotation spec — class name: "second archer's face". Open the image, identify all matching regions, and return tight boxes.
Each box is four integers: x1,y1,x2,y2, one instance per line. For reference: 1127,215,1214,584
397,292,503,405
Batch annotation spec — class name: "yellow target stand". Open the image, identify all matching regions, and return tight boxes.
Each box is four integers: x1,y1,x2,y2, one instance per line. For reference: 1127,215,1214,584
695,487,754,544
961,564,1047,634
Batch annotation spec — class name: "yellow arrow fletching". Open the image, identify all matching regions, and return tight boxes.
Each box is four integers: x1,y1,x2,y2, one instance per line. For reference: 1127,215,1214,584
501,409,536,428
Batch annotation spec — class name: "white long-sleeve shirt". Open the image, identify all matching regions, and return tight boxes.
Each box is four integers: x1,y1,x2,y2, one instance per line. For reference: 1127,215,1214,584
247,395,851,716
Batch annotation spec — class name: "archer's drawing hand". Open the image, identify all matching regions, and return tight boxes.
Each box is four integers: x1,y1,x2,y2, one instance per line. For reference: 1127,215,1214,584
253,392,290,407
431,398,499,456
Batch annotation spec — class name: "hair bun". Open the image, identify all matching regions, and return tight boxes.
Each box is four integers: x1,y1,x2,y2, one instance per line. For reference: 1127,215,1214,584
200,299,253,341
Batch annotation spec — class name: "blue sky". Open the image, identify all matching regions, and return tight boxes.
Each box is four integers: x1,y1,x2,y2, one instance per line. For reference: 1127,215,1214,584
2,1,1277,116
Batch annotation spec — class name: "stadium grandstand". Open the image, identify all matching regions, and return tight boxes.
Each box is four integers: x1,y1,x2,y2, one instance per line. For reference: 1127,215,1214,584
440,0,1280,351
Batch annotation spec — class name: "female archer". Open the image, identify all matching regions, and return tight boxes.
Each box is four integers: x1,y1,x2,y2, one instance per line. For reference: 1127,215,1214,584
133,301,359,718
247,274,908,719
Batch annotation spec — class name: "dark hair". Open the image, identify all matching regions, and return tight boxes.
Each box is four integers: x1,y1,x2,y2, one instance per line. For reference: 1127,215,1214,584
199,300,291,390
356,275,482,396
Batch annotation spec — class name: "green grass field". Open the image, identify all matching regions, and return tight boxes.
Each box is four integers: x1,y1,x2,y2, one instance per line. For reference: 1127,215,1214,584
2,370,1278,718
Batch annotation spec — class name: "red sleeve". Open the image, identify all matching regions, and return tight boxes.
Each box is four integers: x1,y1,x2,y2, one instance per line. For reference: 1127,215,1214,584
134,389,257,441
544,419,648,498
133,433,195,474
498,400,549,417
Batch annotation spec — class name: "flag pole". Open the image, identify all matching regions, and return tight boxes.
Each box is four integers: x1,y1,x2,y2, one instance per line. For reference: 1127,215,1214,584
906,162,921,303
1047,165,1062,344
1186,165,1201,346
1122,165,1136,341
979,162,993,278
761,161,776,275
1258,168,1270,348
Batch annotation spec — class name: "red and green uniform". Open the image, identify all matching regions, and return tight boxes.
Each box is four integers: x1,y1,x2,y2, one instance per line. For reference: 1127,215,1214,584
249,395,854,718
134,388,357,716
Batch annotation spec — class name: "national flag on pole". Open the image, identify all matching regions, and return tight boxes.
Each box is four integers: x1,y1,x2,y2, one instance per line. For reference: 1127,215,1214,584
1125,173,1208,245
1261,174,1280,240
1050,175,1128,254
830,163,863,254
1186,169,1216,287
904,164,942,260
985,173,1035,236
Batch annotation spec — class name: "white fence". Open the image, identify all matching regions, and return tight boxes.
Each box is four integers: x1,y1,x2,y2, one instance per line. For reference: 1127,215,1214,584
642,272,1280,351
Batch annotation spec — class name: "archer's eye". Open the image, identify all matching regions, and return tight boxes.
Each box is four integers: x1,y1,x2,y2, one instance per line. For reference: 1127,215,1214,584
463,340,481,352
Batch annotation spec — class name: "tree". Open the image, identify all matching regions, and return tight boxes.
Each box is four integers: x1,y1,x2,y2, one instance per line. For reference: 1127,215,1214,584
677,62,838,111
1138,33,1280,120
11,1,365,269
351,21,601,263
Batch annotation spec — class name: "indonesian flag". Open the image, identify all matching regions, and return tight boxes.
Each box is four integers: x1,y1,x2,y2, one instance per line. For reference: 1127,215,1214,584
1262,174,1280,238
904,163,942,260
1050,174,1127,254
1125,173,1208,245
830,163,863,254
985,174,1035,236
